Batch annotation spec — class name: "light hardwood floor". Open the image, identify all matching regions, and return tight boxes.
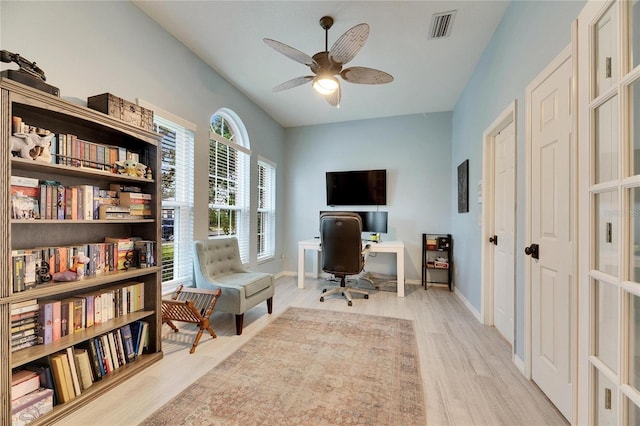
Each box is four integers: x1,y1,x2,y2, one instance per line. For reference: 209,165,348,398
57,276,568,425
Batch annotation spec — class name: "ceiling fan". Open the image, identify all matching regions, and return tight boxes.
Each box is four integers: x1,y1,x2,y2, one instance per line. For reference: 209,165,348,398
263,16,394,107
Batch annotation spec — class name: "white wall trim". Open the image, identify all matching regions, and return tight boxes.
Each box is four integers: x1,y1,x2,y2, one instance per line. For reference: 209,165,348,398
481,100,517,322
513,353,526,376
455,287,483,323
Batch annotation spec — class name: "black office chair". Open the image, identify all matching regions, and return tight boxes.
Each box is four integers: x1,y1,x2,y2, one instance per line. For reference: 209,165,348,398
319,212,371,306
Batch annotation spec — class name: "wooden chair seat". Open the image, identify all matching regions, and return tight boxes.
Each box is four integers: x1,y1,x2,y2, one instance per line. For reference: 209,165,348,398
161,285,221,353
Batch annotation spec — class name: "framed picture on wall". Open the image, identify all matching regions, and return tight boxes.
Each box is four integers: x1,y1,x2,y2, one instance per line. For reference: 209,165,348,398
458,159,469,213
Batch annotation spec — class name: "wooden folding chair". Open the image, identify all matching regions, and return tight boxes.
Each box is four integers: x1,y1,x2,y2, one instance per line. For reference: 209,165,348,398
161,285,222,353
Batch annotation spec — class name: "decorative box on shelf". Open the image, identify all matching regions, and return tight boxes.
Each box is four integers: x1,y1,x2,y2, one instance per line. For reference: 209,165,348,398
87,93,153,131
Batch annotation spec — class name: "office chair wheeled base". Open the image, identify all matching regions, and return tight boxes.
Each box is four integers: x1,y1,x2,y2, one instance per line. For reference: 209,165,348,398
319,278,369,306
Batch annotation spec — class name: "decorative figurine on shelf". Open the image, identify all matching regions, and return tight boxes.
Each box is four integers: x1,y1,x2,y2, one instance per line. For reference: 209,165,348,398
33,138,53,163
115,159,147,178
146,167,152,180
51,253,91,282
10,131,54,160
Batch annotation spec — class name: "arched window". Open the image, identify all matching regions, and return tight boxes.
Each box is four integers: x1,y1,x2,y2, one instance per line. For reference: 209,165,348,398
208,109,251,263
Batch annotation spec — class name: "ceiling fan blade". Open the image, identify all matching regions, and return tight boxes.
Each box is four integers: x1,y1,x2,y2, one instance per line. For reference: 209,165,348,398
341,66,394,84
323,80,341,107
328,23,369,65
272,76,314,92
263,38,317,67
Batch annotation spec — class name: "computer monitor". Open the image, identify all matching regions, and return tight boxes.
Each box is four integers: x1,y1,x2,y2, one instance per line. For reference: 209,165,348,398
361,211,388,234
319,211,388,234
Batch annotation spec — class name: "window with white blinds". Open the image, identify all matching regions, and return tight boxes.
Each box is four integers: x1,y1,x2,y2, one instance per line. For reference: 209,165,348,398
209,111,251,263
257,157,276,261
153,111,195,294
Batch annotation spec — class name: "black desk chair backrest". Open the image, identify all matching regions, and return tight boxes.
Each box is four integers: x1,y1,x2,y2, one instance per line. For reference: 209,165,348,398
320,212,364,277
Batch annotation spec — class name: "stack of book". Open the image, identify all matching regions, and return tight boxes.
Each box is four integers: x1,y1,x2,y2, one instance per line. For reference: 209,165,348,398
118,192,152,218
11,369,53,425
11,300,39,352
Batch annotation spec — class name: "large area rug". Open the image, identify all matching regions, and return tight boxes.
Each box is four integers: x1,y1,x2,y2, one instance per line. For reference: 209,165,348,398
141,307,425,425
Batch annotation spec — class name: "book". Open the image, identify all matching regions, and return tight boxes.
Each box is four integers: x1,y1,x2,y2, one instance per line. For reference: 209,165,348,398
118,192,152,202
11,387,53,426
120,324,137,362
113,329,127,366
77,339,103,380
12,254,25,293
11,176,40,220
92,337,107,377
60,298,72,337
65,346,82,396
109,183,142,193
11,299,38,314
37,301,54,344
11,370,40,401
107,332,120,370
74,348,94,390
130,320,149,356
99,335,114,374
49,353,74,403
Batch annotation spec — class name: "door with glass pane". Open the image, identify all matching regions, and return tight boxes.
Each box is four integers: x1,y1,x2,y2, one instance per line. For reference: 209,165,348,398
578,0,640,424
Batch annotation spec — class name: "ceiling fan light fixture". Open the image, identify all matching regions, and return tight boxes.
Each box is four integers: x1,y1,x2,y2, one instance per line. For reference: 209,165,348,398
313,75,339,95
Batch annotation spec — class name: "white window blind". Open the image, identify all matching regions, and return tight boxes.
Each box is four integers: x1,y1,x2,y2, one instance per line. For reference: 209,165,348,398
155,114,195,294
257,157,276,261
209,113,251,263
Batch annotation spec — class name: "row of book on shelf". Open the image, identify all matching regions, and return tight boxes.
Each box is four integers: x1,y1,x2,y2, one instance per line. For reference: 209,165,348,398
11,237,156,293
10,320,149,425
10,281,145,352
11,176,153,221
12,116,146,173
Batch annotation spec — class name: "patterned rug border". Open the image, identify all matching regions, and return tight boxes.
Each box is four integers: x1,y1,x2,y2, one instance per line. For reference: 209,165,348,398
143,306,426,425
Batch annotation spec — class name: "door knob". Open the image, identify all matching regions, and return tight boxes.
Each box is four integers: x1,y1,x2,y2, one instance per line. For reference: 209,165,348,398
489,235,498,245
524,243,539,260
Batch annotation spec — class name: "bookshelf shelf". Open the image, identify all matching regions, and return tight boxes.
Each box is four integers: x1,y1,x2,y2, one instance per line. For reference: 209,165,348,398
1,78,163,426
12,310,155,368
12,157,156,183
1,267,161,305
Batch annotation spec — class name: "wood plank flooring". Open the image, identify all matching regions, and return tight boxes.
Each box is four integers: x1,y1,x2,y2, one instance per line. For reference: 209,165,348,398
56,276,568,425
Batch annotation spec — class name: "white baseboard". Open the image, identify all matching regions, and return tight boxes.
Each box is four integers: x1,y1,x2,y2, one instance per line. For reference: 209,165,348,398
513,353,526,376
454,287,483,323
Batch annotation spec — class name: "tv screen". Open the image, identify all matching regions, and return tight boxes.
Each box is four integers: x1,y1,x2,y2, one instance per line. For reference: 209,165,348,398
326,169,386,206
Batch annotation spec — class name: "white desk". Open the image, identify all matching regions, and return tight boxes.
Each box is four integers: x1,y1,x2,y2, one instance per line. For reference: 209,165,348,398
297,239,406,297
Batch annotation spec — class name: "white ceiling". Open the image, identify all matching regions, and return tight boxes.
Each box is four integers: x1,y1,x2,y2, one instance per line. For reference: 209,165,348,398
133,1,509,128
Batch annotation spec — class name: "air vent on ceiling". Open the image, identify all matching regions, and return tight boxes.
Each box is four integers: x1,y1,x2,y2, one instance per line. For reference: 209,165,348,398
428,10,456,39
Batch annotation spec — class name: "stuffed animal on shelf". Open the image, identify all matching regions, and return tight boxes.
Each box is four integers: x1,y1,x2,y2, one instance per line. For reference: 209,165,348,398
115,159,147,178
10,131,54,160
51,253,91,282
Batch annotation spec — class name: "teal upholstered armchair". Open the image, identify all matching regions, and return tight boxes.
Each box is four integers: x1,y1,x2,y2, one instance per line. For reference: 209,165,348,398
193,237,274,335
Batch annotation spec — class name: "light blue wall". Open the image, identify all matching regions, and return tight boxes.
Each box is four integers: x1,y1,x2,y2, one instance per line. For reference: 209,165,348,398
451,0,586,358
283,112,452,281
0,0,286,273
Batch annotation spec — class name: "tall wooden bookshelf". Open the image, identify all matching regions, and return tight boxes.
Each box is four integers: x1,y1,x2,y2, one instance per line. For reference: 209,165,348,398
0,78,163,425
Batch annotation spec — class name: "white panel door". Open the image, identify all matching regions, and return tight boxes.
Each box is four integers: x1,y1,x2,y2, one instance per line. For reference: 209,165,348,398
529,54,573,421
493,121,515,343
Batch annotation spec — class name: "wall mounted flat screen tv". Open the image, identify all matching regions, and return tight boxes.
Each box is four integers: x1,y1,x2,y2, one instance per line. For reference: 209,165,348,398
326,169,386,206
